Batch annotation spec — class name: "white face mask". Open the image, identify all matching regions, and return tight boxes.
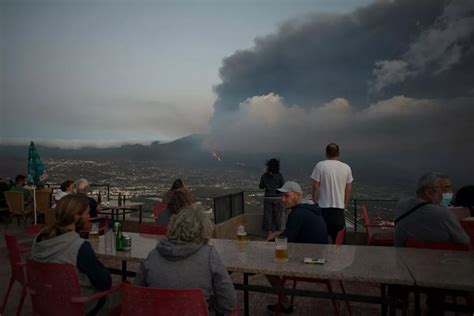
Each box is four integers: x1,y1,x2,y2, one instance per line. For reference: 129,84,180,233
440,192,453,207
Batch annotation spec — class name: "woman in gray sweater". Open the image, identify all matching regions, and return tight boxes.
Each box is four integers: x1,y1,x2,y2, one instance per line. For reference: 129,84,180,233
135,206,237,315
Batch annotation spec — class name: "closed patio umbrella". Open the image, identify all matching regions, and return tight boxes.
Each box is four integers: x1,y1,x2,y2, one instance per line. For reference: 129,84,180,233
27,141,48,224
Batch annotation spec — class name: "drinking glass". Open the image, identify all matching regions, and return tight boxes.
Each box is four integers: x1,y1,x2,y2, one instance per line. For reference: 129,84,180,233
275,236,288,263
89,223,99,241
237,225,247,242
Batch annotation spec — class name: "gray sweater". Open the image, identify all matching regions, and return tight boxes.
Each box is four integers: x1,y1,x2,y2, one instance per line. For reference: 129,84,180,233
394,197,470,247
134,239,237,314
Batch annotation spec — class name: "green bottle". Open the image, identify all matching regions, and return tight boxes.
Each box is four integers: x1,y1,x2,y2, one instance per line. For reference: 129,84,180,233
115,222,123,251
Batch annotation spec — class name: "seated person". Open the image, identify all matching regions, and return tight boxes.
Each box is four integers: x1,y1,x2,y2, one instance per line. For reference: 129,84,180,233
266,181,328,314
55,179,75,202
394,172,469,247
10,174,32,204
76,178,101,218
453,185,474,216
162,178,185,205
135,206,237,315
155,188,194,226
31,194,112,316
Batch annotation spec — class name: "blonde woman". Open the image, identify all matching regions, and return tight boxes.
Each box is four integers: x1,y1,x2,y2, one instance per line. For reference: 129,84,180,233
135,206,237,315
31,194,111,316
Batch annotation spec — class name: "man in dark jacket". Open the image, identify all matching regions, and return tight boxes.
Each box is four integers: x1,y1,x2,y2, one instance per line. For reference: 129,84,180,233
266,181,328,314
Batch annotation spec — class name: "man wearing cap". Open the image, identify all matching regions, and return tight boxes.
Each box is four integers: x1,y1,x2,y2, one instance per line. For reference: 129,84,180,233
311,143,353,243
266,181,328,314
267,181,328,244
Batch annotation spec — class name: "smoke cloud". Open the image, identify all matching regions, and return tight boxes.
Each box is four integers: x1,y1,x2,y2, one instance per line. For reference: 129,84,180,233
209,0,474,168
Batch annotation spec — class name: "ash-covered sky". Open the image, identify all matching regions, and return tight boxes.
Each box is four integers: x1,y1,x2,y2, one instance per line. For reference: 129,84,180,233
208,0,474,170
1,0,372,147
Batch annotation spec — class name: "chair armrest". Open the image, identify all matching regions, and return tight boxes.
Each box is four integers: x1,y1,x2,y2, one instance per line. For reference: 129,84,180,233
70,283,121,303
20,247,32,253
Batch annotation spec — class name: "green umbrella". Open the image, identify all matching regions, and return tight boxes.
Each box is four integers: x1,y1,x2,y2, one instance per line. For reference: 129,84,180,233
28,141,48,185
28,141,48,225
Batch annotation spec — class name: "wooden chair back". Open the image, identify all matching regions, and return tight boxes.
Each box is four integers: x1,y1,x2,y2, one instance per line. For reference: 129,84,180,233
35,190,52,212
4,191,24,215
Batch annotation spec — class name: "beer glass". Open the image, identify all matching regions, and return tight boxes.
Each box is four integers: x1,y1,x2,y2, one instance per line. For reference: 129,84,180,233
275,236,288,263
237,225,247,242
89,223,99,241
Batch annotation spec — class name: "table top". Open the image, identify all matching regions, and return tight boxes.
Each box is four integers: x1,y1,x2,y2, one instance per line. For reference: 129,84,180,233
397,247,474,291
100,200,144,209
92,233,414,286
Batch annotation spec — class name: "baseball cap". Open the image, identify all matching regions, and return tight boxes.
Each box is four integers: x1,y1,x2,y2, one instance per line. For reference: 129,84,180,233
277,181,302,194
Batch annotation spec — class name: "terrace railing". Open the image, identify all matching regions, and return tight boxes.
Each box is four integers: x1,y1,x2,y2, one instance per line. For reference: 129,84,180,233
213,190,398,231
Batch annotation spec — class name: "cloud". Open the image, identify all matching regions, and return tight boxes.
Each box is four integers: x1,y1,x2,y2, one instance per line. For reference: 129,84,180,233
0,137,154,149
208,93,474,156
212,0,474,116
1,95,212,143
370,0,474,93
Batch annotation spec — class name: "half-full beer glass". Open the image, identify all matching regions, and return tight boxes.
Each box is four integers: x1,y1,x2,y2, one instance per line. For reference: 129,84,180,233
275,236,288,263
237,225,247,242
89,223,99,241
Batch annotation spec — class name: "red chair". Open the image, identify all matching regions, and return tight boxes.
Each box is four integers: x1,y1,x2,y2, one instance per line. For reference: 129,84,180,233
1,234,30,316
152,202,167,219
281,228,351,316
139,223,168,235
360,205,395,246
120,283,209,316
26,259,120,316
405,239,470,251
25,223,45,235
460,220,474,250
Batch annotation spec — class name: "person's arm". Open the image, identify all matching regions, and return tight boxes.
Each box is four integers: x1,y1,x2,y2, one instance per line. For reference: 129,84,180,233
280,209,303,243
444,213,470,245
134,263,148,286
209,247,237,314
266,230,282,241
344,183,352,209
259,175,265,189
77,242,112,291
312,181,320,204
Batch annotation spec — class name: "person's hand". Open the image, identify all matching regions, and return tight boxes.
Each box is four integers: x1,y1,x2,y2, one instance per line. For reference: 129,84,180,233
267,231,281,241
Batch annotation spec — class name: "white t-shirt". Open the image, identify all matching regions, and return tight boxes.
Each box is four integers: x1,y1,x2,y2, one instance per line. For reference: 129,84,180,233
310,159,353,209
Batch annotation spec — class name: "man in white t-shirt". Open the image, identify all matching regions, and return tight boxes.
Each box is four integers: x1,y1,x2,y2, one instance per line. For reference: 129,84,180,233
311,143,353,243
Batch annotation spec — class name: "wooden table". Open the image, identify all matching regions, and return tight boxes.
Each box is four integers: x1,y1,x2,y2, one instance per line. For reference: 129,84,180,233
99,201,144,223
92,233,414,315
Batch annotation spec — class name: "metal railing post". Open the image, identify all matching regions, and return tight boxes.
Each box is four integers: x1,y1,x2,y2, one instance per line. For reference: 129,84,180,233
354,199,358,232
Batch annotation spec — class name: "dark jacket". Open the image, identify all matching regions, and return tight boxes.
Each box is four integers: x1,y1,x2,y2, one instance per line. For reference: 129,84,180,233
281,203,328,244
259,172,285,197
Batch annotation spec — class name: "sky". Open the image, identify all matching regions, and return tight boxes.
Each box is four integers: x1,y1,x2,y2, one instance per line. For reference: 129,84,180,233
1,0,474,182
1,0,374,147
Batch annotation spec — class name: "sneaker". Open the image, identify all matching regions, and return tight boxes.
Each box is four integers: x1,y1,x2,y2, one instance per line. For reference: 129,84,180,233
267,303,294,314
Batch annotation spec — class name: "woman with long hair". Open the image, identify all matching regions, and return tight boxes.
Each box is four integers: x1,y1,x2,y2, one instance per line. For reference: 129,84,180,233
155,188,195,226
31,194,111,316
259,158,285,237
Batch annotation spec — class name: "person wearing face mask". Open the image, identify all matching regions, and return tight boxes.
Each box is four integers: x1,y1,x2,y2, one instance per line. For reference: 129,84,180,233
438,175,454,208
394,172,469,247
